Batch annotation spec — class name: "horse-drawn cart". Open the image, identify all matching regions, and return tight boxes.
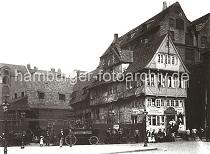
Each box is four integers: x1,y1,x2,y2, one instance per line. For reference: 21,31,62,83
65,128,99,145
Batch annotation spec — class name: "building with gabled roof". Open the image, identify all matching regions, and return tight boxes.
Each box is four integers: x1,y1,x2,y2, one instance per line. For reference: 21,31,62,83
70,1,210,135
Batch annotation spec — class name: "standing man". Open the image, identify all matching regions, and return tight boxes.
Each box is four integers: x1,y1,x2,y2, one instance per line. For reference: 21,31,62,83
59,129,64,147
21,131,26,149
45,130,50,146
134,129,139,143
69,128,74,147
68,128,73,147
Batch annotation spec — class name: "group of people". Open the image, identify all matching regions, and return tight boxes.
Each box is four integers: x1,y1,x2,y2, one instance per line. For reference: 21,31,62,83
105,128,123,144
38,129,74,147
147,129,169,143
184,127,209,141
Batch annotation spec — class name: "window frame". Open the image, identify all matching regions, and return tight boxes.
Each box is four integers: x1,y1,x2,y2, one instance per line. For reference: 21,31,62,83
59,93,66,101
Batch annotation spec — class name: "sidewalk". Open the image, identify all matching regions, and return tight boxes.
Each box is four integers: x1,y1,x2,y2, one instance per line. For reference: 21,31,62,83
0,143,158,154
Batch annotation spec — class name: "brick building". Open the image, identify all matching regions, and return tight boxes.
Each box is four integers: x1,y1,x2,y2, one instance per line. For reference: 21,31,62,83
0,63,73,134
70,1,210,132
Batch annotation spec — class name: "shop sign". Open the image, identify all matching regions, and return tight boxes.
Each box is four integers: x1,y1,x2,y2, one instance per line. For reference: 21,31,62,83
147,108,164,115
131,108,143,115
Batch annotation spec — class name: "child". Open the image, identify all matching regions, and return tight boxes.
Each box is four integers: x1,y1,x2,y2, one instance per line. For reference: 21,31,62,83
40,136,44,147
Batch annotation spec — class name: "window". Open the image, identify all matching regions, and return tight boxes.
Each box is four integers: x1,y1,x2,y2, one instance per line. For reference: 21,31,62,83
168,55,171,64
152,116,157,125
168,77,172,88
165,55,168,64
156,99,161,107
146,74,150,86
151,74,155,86
176,18,184,30
161,100,164,106
38,91,45,99
167,100,170,106
201,36,207,48
21,92,25,97
158,54,161,63
175,100,179,107
147,99,152,106
2,76,9,84
4,70,9,76
59,94,66,101
161,116,165,124
148,116,151,125
157,116,160,125
151,101,155,107
150,116,161,126
169,18,175,28
171,56,175,65
93,108,100,119
171,100,175,106
160,54,164,63
158,74,165,88
185,33,193,45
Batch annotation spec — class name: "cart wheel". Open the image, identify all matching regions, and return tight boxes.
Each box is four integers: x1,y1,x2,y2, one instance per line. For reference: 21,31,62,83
65,135,77,145
89,136,99,145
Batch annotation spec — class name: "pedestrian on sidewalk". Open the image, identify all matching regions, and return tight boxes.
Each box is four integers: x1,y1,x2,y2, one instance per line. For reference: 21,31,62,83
45,130,50,146
134,129,140,143
40,136,44,147
59,129,64,147
21,131,26,149
68,128,73,147
191,128,197,141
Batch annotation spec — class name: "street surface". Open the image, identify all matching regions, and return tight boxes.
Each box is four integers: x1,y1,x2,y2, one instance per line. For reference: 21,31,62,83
0,141,209,154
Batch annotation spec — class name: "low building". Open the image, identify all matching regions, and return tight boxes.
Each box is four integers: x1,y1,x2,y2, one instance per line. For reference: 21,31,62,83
0,63,73,134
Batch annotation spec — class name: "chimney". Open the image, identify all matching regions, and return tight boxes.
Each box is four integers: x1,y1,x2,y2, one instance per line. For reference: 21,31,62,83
27,64,31,70
57,68,61,74
163,1,167,10
34,66,38,71
51,68,55,72
113,33,118,43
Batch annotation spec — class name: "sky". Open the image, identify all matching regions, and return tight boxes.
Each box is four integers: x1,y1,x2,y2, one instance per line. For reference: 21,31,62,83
0,0,209,75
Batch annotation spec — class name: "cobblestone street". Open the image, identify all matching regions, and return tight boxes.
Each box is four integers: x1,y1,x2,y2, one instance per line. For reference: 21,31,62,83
0,141,209,154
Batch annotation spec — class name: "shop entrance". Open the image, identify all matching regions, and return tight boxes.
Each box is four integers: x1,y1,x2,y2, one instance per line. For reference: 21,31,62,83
166,115,175,127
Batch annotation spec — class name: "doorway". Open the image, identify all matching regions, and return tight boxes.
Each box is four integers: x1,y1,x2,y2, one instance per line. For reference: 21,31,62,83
166,115,175,127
